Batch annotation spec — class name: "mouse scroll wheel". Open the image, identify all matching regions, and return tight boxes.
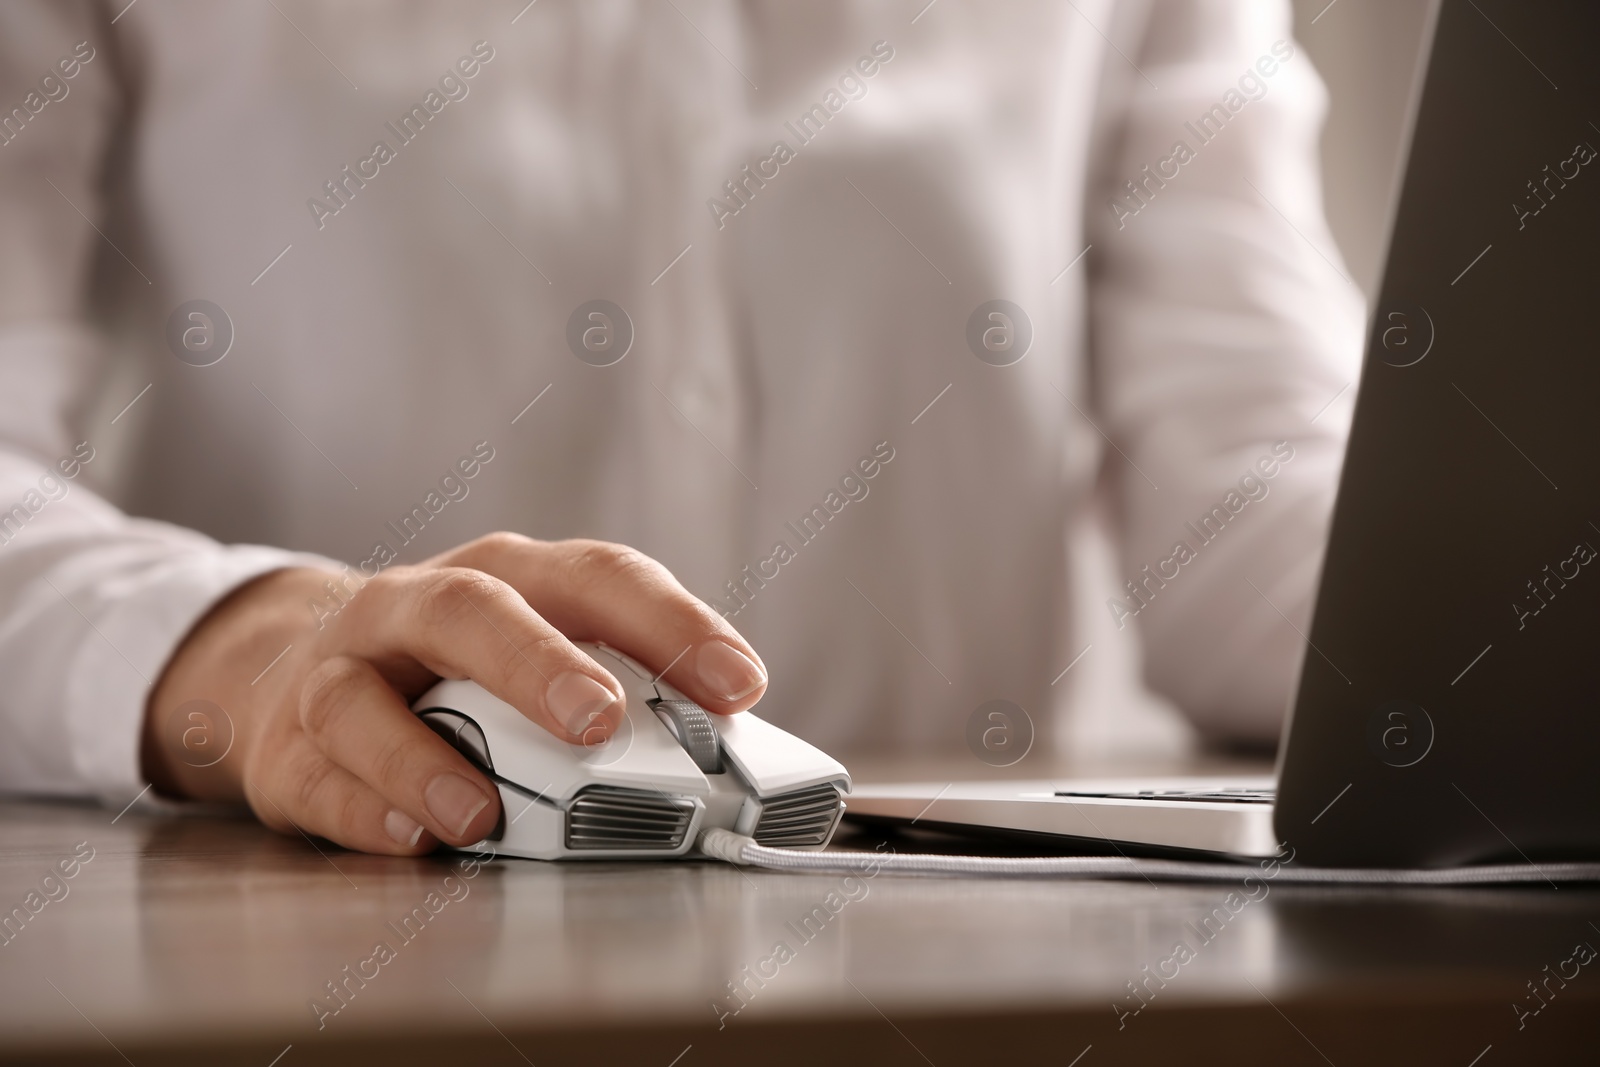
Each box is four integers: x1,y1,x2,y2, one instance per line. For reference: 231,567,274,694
649,698,724,774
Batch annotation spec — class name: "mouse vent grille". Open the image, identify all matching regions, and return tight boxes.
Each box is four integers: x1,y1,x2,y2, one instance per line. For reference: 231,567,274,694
565,786,695,851
753,784,844,849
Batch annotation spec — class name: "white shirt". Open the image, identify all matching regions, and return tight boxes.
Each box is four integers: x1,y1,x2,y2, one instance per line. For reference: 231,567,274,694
0,0,1361,804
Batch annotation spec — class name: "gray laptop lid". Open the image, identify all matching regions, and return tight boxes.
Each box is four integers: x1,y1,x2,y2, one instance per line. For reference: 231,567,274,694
1274,0,1600,865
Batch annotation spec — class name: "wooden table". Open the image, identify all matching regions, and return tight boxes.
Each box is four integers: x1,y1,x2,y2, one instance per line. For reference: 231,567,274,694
1,754,1596,1065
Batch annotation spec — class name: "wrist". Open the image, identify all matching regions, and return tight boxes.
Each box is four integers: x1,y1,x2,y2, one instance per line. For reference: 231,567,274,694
142,566,335,802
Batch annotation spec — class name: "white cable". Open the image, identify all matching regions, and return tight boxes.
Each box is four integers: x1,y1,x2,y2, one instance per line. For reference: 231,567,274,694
697,828,1600,886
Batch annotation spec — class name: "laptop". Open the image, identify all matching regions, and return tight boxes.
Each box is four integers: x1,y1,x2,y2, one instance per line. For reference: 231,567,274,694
845,0,1600,868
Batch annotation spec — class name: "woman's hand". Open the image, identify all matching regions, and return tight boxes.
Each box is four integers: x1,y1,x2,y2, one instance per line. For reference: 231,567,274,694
142,534,768,855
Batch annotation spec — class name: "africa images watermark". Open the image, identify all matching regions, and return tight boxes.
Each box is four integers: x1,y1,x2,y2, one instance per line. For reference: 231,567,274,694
711,843,891,1029
1107,441,1296,629
0,40,97,148
1114,840,1296,1029
0,442,98,548
0,841,96,949
306,40,496,230
1512,528,1596,631
1108,39,1297,230
307,439,497,628
706,40,896,230
1512,133,1595,231
1514,934,1596,1031
712,441,896,618
309,842,497,1029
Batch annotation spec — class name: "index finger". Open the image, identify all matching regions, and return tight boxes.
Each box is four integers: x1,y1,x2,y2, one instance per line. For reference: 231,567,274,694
432,535,768,715
335,565,627,743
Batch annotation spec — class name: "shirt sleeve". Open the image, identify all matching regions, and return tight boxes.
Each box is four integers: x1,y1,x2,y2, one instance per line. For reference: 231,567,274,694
1088,0,1366,743
0,2,337,805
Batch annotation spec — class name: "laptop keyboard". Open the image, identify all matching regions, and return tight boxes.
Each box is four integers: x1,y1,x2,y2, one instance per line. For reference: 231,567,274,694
1054,788,1275,805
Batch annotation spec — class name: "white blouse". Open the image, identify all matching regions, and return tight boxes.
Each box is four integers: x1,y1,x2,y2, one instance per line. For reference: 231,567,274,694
0,0,1361,803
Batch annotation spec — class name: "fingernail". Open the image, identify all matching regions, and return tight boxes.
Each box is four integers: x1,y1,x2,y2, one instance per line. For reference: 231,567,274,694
696,640,766,702
385,809,424,848
424,774,491,838
546,671,619,736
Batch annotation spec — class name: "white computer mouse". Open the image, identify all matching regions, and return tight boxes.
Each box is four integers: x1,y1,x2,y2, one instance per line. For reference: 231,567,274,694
412,641,851,860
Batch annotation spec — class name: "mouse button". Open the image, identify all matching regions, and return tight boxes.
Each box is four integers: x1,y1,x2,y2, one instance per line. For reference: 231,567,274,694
419,710,494,772
583,642,652,680
713,712,852,797
612,650,654,680
647,698,724,774
651,674,687,702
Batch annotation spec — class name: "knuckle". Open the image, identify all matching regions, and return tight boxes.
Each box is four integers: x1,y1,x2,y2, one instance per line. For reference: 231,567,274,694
371,733,435,793
561,539,663,594
492,626,564,684
289,751,341,819
471,530,538,564
298,657,368,738
327,780,366,840
414,568,508,629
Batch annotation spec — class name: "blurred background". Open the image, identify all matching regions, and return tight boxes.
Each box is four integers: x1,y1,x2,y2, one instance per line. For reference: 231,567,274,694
96,0,1441,767
1062,0,1433,762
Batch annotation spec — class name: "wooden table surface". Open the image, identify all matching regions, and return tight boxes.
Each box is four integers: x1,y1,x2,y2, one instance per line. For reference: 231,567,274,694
1,754,1596,1066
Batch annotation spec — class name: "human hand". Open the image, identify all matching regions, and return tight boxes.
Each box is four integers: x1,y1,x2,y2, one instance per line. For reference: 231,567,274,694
142,534,768,855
